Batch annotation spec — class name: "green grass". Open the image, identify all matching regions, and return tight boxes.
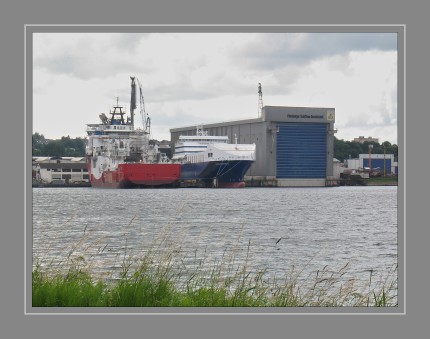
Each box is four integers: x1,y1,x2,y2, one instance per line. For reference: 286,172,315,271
32,264,398,307
32,257,398,308
367,177,398,185
32,267,106,307
32,224,398,308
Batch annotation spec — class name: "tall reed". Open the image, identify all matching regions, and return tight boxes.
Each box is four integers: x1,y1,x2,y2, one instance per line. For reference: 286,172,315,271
32,219,398,307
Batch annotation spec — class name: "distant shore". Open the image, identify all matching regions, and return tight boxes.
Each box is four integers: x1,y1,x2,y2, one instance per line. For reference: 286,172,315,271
32,181,91,188
366,177,398,186
32,177,398,188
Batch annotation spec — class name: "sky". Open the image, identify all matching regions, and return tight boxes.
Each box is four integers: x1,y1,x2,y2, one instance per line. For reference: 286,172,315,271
32,31,398,144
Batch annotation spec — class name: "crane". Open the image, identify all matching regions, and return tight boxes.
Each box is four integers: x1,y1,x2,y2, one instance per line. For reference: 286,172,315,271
130,77,151,135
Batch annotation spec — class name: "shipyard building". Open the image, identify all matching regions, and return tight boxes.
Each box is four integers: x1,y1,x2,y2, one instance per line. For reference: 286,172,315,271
170,106,336,187
346,154,397,176
32,157,89,185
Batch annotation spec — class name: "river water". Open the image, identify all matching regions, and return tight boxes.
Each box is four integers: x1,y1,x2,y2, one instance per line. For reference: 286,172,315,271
32,186,398,293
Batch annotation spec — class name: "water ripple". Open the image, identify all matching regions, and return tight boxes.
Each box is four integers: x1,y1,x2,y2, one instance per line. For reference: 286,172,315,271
32,186,398,289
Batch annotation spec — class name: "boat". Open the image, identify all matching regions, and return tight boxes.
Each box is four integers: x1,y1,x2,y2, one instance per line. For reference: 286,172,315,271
172,126,256,188
85,77,181,188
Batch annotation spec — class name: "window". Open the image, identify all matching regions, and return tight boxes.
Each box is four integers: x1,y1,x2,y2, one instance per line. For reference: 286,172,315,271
208,153,213,158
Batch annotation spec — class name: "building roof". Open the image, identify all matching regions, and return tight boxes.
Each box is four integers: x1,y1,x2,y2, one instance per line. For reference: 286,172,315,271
32,156,85,162
170,105,335,133
38,162,87,170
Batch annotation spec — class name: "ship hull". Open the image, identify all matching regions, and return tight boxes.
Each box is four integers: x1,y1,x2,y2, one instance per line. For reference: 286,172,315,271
180,160,253,188
87,162,181,188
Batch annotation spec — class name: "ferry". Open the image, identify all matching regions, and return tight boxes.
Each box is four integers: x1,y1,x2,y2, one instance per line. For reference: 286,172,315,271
173,126,256,188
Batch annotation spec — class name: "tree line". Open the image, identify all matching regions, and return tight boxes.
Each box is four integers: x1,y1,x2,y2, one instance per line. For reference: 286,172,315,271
334,138,398,162
32,132,398,161
32,133,86,157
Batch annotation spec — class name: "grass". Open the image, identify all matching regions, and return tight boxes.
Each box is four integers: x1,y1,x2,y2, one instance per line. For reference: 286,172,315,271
32,262,398,307
32,223,398,308
367,177,398,186
32,266,106,307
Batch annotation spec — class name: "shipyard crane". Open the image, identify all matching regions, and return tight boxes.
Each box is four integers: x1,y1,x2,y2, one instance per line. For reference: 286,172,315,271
258,83,263,118
131,77,151,135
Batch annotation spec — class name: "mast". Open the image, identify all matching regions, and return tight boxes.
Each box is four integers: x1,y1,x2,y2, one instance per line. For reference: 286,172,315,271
130,76,136,127
258,83,263,118
109,97,126,125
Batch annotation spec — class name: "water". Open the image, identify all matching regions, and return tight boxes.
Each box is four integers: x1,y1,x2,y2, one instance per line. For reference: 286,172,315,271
32,186,397,292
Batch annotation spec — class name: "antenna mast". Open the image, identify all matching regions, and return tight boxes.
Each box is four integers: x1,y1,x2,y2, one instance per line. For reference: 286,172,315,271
258,83,263,118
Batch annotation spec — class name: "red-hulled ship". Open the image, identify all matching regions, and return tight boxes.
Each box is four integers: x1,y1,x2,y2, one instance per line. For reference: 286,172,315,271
85,77,180,188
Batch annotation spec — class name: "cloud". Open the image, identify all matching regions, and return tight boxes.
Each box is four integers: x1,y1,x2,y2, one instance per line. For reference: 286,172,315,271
33,33,152,80
234,33,397,70
32,32,398,144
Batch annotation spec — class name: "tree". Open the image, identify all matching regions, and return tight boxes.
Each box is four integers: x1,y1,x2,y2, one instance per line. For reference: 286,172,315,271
32,132,46,155
32,133,86,157
43,140,66,156
32,132,46,145
333,137,398,162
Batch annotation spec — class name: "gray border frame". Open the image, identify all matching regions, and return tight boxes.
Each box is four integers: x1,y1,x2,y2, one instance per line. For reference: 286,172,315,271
5,0,430,334
26,25,405,315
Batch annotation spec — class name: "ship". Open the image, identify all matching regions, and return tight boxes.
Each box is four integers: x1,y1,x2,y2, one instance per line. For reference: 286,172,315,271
85,77,181,188
172,126,256,188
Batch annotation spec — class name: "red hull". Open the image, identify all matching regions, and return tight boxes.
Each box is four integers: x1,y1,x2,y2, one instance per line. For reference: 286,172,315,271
88,163,181,188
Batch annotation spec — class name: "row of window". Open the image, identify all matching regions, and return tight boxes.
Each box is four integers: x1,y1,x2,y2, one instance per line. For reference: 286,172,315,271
179,138,227,143
51,174,89,180
107,125,128,130
44,168,86,172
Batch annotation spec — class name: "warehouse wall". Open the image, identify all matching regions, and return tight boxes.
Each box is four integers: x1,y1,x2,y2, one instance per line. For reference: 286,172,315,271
170,105,335,185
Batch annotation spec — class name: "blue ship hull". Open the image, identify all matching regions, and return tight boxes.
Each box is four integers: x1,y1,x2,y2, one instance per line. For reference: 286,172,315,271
180,160,253,188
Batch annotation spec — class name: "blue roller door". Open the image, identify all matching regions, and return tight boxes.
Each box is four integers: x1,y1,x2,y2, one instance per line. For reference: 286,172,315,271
276,123,327,178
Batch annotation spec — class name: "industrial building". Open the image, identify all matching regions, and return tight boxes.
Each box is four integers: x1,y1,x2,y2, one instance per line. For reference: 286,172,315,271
353,136,379,144
170,106,336,187
346,154,397,176
32,157,89,185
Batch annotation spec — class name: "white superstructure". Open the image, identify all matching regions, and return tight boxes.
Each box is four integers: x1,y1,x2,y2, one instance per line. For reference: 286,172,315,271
82,77,181,189
85,105,163,180
173,126,256,164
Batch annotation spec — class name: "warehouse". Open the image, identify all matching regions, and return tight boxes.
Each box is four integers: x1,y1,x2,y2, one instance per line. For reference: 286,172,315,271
32,157,89,184
346,154,396,176
170,106,336,187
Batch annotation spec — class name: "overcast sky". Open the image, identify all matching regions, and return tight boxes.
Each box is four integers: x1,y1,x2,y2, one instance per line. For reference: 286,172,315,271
33,32,398,144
